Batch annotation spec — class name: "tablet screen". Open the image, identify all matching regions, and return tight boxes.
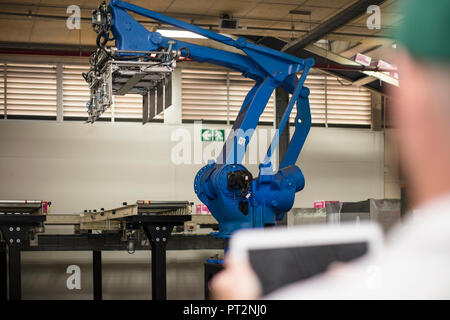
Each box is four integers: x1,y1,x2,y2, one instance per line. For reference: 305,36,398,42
248,242,368,295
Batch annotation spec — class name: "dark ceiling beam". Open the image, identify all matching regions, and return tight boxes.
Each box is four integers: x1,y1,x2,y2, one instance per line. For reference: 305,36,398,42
360,44,384,55
0,42,95,56
244,35,393,96
283,0,387,54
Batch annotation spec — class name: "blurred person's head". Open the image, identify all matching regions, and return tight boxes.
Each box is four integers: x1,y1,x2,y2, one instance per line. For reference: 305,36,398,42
391,0,450,207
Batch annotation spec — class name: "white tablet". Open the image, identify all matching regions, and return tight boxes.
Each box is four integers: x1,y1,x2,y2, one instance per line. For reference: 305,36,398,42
228,222,383,296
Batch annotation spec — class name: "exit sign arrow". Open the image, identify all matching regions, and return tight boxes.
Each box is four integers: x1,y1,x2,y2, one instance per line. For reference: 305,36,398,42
201,129,212,141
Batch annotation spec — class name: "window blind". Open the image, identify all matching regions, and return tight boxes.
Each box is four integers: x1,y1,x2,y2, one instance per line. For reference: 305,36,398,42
62,65,110,118
63,64,144,120
0,64,4,116
5,63,57,117
181,68,275,123
229,70,275,123
182,68,371,126
325,77,371,125
289,70,328,124
1,61,371,126
113,94,145,120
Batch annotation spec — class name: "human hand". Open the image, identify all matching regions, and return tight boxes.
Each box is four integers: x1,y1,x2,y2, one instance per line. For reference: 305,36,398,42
209,257,262,300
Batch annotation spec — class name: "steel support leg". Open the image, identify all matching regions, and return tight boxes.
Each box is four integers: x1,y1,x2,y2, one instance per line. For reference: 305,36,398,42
275,86,290,167
204,262,224,300
0,216,44,301
8,246,21,300
151,241,166,300
93,250,102,301
143,224,174,300
0,243,7,301
0,225,30,301
276,86,290,226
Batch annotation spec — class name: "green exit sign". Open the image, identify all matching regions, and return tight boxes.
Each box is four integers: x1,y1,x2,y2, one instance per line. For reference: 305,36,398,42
201,129,225,142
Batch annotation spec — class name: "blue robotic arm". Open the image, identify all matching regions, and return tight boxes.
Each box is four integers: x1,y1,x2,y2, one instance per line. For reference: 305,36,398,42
89,0,314,239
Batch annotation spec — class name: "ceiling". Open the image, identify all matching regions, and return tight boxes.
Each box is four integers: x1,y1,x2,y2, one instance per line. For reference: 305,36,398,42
0,0,401,94
0,0,400,51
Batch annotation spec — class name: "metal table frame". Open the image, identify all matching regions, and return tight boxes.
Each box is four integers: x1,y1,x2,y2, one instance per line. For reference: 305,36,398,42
0,215,46,300
0,242,6,301
0,224,225,301
125,214,191,300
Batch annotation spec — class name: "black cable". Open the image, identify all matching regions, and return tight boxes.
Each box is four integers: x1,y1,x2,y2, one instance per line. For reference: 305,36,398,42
179,47,191,59
105,31,115,41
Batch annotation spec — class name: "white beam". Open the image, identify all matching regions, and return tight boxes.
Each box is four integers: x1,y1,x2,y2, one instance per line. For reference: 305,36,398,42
304,44,399,87
353,76,377,86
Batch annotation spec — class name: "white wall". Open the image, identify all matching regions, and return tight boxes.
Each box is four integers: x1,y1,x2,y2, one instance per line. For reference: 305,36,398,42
0,120,384,212
296,126,385,206
384,128,401,199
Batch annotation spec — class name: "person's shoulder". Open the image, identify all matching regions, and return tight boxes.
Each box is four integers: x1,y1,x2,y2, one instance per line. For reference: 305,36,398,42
410,193,450,224
387,193,450,249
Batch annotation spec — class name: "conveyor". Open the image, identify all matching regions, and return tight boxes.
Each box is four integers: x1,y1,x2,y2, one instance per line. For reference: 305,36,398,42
0,199,223,300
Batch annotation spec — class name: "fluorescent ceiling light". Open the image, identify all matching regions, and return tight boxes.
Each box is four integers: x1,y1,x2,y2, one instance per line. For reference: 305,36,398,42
157,29,206,39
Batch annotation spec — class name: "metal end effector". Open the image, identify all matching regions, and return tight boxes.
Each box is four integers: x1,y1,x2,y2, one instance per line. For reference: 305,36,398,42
83,1,179,123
